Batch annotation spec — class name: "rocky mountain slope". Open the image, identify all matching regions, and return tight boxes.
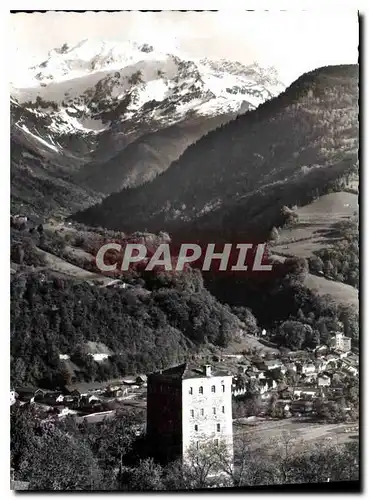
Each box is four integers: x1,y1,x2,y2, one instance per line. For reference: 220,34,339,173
73,64,358,241
11,40,284,212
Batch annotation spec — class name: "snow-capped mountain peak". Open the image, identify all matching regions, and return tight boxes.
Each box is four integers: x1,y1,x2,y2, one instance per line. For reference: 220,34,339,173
11,40,285,165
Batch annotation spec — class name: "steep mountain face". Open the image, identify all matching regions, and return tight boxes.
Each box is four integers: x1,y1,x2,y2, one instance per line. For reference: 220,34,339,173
11,131,102,220
11,40,284,211
72,64,359,240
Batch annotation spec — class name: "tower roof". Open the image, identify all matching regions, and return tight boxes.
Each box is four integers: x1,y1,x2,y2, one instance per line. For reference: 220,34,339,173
149,363,230,381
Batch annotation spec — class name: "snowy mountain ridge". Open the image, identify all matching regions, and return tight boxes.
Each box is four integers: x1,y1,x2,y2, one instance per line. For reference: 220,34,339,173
11,39,286,205
11,40,285,145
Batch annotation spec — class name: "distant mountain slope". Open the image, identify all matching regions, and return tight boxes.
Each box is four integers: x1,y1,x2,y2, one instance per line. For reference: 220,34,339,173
73,64,358,240
74,113,234,193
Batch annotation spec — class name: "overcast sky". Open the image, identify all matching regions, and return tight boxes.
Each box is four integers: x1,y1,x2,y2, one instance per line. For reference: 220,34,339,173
10,10,358,85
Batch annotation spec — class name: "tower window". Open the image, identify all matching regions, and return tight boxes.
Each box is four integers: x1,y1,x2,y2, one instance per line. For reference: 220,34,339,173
201,408,204,416
222,406,225,413
211,385,216,393
213,407,216,415
214,439,219,446
196,441,199,450
199,386,203,394
194,424,198,431
190,409,194,417
222,384,225,392
189,387,193,395
217,424,221,432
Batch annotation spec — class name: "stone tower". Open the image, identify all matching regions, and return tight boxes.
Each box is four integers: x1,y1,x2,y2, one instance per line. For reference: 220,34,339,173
146,363,233,464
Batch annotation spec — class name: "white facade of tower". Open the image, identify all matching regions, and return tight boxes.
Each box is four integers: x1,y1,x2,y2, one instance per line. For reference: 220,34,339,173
181,366,233,465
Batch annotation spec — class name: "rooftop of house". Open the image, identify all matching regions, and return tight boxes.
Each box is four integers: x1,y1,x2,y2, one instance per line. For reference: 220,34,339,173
332,333,351,341
293,386,318,392
264,359,282,367
15,387,38,395
346,355,359,365
326,354,339,361
149,363,230,381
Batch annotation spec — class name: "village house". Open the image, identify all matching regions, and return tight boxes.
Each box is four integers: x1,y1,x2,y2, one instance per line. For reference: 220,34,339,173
280,364,287,375
55,406,78,418
259,379,278,396
122,377,139,387
315,358,329,372
222,354,244,361
34,391,65,406
15,387,37,404
326,354,340,366
34,389,47,400
330,332,351,353
285,362,297,372
317,375,331,387
89,353,110,362
293,387,318,399
263,359,283,371
81,394,101,405
64,388,85,405
346,353,359,366
314,345,329,357
332,349,350,359
10,390,18,406
105,386,126,398
136,375,148,386
232,386,248,397
245,366,261,379
297,362,316,376
341,360,359,377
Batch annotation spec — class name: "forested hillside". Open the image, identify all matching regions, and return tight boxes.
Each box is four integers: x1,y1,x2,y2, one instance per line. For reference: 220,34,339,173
73,64,358,241
11,268,242,388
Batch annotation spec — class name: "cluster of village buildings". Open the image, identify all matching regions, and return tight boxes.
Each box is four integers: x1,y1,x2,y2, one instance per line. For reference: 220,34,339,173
230,332,358,416
11,375,148,423
11,333,358,425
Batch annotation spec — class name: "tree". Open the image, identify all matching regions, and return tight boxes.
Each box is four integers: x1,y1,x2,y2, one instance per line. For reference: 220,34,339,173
12,357,27,386
21,428,102,490
124,458,164,491
309,255,324,274
11,405,39,473
278,320,310,350
182,440,232,489
284,257,309,283
269,227,279,242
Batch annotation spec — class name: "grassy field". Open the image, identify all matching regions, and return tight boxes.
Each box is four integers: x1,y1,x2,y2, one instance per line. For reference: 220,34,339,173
222,335,280,356
304,274,358,310
37,247,114,285
272,192,358,260
233,416,358,450
271,191,359,309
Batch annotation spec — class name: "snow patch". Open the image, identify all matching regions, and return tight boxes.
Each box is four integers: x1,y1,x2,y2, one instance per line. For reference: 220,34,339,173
127,79,169,110
19,124,60,152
